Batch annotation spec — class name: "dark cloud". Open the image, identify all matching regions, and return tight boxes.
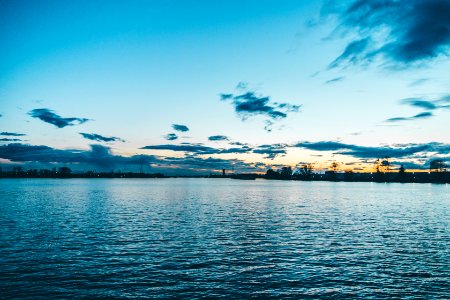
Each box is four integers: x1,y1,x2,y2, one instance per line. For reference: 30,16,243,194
252,144,288,159
80,133,125,143
294,141,449,159
0,138,23,142
0,143,261,175
141,143,253,155
219,146,253,154
386,111,433,122
164,133,178,141
325,0,450,68
0,132,26,137
0,143,156,169
220,88,301,131
229,141,249,146
208,135,229,141
325,76,345,84
141,143,217,154
172,124,189,132
28,108,89,128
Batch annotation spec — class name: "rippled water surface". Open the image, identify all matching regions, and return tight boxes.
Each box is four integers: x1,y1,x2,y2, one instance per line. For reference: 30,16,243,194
0,179,449,298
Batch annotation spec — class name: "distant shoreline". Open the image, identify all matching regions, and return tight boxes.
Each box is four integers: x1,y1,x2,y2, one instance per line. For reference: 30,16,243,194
1,173,448,184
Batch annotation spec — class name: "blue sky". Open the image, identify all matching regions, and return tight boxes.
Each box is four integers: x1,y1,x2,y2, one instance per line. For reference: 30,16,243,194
1,0,449,174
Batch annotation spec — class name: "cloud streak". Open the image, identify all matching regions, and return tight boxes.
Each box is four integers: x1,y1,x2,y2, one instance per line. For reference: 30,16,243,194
385,94,450,122
28,108,89,128
294,141,449,160
0,138,23,142
386,112,433,122
1,132,26,137
79,133,125,143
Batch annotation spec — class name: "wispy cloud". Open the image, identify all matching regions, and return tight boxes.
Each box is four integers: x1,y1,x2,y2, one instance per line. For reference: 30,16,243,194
141,143,217,154
324,76,345,84
0,138,23,142
172,124,189,132
386,111,433,122
79,133,125,143
324,0,450,68
28,108,89,128
401,96,450,110
385,94,450,122
0,132,26,137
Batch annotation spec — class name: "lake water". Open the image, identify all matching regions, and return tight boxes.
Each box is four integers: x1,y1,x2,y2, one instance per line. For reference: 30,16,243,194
0,179,448,298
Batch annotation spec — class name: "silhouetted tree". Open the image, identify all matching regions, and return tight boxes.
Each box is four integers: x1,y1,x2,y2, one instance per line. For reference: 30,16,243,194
265,169,280,179
280,166,292,179
58,167,72,176
397,165,407,182
330,162,339,172
299,163,314,180
344,169,354,181
430,159,447,173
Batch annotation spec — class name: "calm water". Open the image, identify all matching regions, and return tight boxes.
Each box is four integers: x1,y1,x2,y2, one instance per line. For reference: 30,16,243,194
0,179,448,299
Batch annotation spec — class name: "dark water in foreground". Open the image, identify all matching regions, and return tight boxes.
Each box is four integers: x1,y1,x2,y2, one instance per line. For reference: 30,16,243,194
0,179,448,299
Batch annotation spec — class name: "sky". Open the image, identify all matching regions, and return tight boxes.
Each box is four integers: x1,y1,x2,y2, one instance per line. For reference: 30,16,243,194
0,0,449,174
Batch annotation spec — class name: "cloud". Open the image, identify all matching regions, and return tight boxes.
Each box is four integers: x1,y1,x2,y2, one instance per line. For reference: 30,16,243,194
324,76,345,84
0,143,156,169
0,132,26,137
401,96,450,110
324,0,450,68
386,94,450,122
141,143,253,155
386,111,433,122
0,138,23,142
208,135,229,141
408,78,429,87
141,143,217,154
172,124,189,132
220,86,301,131
252,144,288,159
164,133,178,141
28,108,89,128
328,38,371,69
219,146,253,154
80,133,125,143
294,141,449,159
0,143,261,175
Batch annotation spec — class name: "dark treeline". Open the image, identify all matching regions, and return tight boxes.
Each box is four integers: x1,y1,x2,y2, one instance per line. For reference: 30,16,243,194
262,163,449,184
0,166,164,179
1,159,448,183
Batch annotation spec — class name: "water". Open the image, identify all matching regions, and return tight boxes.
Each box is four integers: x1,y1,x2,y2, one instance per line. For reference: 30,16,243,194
0,179,448,299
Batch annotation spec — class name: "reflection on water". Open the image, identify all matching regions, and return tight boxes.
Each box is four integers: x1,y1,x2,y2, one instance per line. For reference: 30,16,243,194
0,179,448,298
